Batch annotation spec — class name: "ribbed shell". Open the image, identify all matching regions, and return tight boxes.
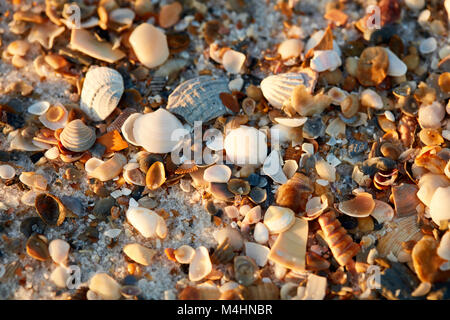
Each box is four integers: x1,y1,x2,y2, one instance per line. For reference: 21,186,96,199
166,76,231,125
60,119,96,152
80,66,124,121
260,70,318,109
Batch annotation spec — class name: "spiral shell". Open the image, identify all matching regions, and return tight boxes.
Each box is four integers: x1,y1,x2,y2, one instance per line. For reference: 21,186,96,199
60,120,96,152
80,66,124,121
317,211,360,266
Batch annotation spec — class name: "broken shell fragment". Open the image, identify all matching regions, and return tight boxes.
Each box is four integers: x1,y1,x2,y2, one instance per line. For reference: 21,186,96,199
264,206,295,234
89,273,121,300
60,120,96,152
245,242,270,267
129,23,169,69
123,243,156,266
20,172,47,191
310,50,342,72
48,239,70,265
315,159,336,182
126,206,167,239
204,165,232,183
145,161,166,190
385,47,407,77
89,153,127,181
278,39,304,60
338,192,375,218
189,246,212,282
174,245,195,264
357,46,389,87
222,49,246,74
254,222,269,244
361,89,383,110
416,173,449,207
370,200,394,223
262,150,287,184
35,193,68,226
392,183,420,217
39,104,68,130
224,126,267,166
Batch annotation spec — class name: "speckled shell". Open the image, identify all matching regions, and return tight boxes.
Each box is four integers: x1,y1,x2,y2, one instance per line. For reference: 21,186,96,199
60,120,96,152
260,70,318,109
166,76,231,125
80,66,124,121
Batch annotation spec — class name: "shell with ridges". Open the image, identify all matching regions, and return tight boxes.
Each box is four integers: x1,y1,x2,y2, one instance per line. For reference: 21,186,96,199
60,119,96,152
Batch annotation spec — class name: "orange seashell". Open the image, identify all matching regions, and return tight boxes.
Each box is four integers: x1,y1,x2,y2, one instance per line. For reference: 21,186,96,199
391,183,420,217
146,161,166,190
275,172,314,214
338,192,375,218
96,130,129,153
46,105,65,122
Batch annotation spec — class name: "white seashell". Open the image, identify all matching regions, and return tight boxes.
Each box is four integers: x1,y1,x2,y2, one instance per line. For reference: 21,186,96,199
60,120,96,152
419,37,437,54
224,126,267,166
121,113,141,146
437,230,450,261
370,200,394,223
85,157,104,174
50,266,70,288
260,70,318,109
405,0,425,11
310,50,342,72
445,161,450,179
0,165,15,179
305,29,341,56
222,49,246,74
123,167,146,186
123,243,156,266
262,150,287,184
277,39,304,60
174,245,195,264
21,190,41,206
109,8,135,26
417,173,450,207
213,226,243,250
315,159,336,182
282,159,298,179
361,89,383,109
245,242,270,267
89,153,126,181
48,239,70,265
28,101,50,115
418,101,445,129
274,117,307,127
129,23,169,69
39,104,68,130
228,77,244,92
189,246,212,282
243,205,262,224
327,87,348,105
44,146,60,160
89,273,121,300
305,196,328,219
224,205,240,219
254,222,269,244
19,172,47,191
203,165,232,183
384,48,407,77
80,66,124,121
429,187,450,225
264,206,295,234
126,206,166,239
133,108,185,153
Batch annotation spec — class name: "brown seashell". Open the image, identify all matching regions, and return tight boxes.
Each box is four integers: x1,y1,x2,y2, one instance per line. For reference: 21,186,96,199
211,238,235,264
414,146,446,175
373,169,398,190
438,72,450,93
227,179,251,196
237,283,280,300
340,93,360,118
338,192,375,218
306,251,331,271
357,47,389,87
233,256,258,287
146,161,166,190
35,193,70,226
418,129,444,146
377,215,422,257
398,114,417,147
411,236,449,283
380,142,401,160
391,183,420,217
318,211,360,266
275,173,314,213
26,233,50,261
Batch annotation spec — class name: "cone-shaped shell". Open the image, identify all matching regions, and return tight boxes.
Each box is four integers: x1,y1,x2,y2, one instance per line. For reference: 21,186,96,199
80,66,124,121
133,108,185,153
60,120,96,152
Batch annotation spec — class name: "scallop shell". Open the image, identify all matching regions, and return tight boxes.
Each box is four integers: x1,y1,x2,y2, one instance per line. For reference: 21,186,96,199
80,66,124,122
166,76,232,125
264,206,295,234
60,120,96,152
260,70,318,109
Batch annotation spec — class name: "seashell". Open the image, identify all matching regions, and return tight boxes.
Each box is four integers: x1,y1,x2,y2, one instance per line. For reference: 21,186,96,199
238,282,280,300
315,159,336,182
417,173,450,207
26,234,50,261
80,66,124,122
278,39,304,60
109,8,135,26
437,230,450,261
159,2,182,28
445,161,450,180
275,173,314,213
213,226,243,251
129,23,169,69
254,222,269,244
227,178,250,196
260,70,318,109
268,217,308,271
28,101,50,115
270,124,302,145
120,113,141,146
340,93,360,118
44,146,60,160
20,172,47,191
0,165,15,179
89,153,127,181
167,76,231,125
302,117,326,139
411,236,443,283
126,206,166,239
282,159,298,179
418,101,445,129
318,211,360,266
373,169,398,189
338,192,375,218
377,215,422,257
262,150,287,184
222,49,246,74
304,196,328,220
305,251,330,271
48,239,70,265
123,243,156,266
327,87,348,105
414,146,446,174
123,166,146,186
224,126,267,166
189,246,212,282
50,266,70,288
391,183,420,217
419,37,437,55
39,104,68,130
174,245,195,264
145,161,166,190
310,50,342,72
245,242,270,267
264,206,295,234
89,273,121,300
357,46,389,87
429,187,450,225
370,200,394,223
274,117,307,128
133,108,185,153
85,157,104,174
209,182,234,201
360,89,383,109
35,193,68,226
204,165,231,183
384,47,407,77
59,120,96,152
211,238,236,264
249,187,267,204
120,285,142,299
405,0,425,11
233,256,258,286
243,206,262,225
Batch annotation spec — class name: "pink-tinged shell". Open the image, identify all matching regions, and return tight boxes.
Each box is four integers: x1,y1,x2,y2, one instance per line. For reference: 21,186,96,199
338,192,375,218
370,200,394,223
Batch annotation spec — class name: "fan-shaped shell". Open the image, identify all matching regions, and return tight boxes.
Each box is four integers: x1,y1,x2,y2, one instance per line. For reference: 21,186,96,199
60,120,96,152
80,66,124,121
260,70,318,109
166,76,231,125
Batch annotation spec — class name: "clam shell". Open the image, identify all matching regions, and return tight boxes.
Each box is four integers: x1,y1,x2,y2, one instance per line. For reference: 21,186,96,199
189,246,212,282
167,76,231,125
28,101,50,115
437,230,450,261
35,193,67,226
260,70,318,109
26,234,50,261
174,245,195,264
133,108,185,153
264,206,295,234
60,120,96,152
429,187,450,225
145,161,166,190
121,113,142,146
89,273,121,300
80,66,124,121
129,23,169,69
89,153,126,181
338,192,375,218
123,243,156,266
224,126,267,166
48,239,70,265
203,165,232,183
39,104,69,130
0,165,16,179
126,206,166,239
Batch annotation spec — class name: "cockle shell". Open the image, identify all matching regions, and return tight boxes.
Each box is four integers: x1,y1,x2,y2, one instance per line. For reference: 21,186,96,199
132,108,185,153
189,246,212,282
126,206,167,239
60,120,96,152
167,76,231,125
80,66,124,122
48,239,70,265
260,70,318,109
224,126,267,166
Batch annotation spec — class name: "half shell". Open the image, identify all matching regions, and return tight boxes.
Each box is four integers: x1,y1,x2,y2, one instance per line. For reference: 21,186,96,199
264,206,295,234
60,120,96,152
80,66,124,121
338,192,375,218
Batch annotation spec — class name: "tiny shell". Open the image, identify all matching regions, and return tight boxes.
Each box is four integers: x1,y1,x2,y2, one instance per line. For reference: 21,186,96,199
245,242,270,267
310,50,342,72
224,126,267,166
60,120,96,152
123,243,156,266
384,47,407,77
315,159,336,182
189,246,212,282
28,101,50,115
39,104,68,130
89,273,121,300
89,153,126,181
129,23,169,69
264,206,295,234
0,165,15,179
174,245,195,264
437,230,450,261
254,222,269,244
222,49,246,74
360,89,383,109
338,192,375,218
429,187,450,225
145,161,166,190
304,196,328,220
48,239,70,265
123,167,146,186
277,39,304,60
327,87,348,105
204,165,232,183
